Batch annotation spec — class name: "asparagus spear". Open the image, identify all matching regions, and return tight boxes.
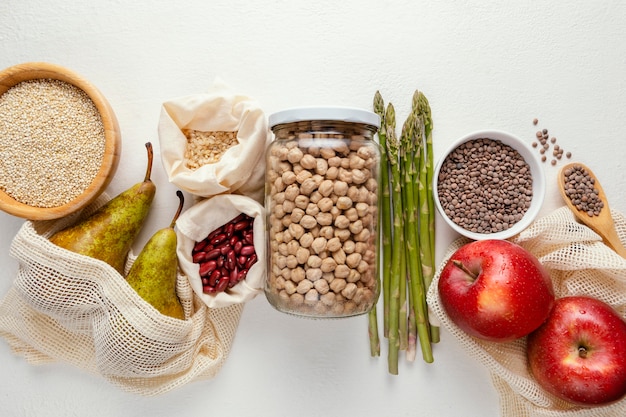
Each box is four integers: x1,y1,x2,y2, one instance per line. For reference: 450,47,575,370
374,91,393,340
402,103,433,363
414,91,440,344
385,103,404,375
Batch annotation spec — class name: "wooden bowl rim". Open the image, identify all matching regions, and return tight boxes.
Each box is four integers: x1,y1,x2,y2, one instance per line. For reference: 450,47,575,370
0,62,121,220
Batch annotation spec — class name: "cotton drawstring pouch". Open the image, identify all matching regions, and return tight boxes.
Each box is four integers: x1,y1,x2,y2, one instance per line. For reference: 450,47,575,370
427,206,626,416
0,194,244,396
158,78,271,203
176,193,266,308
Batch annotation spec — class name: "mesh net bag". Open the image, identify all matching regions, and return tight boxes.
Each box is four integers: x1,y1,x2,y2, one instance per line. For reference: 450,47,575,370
427,206,626,416
0,194,243,396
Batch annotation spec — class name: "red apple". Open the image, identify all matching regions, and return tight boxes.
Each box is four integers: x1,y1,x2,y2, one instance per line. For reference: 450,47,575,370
438,239,554,342
527,296,626,406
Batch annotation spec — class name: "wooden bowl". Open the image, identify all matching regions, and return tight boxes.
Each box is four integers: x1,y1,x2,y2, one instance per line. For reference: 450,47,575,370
0,62,121,220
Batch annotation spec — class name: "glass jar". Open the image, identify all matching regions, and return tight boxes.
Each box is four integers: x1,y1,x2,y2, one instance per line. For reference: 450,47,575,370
264,107,381,318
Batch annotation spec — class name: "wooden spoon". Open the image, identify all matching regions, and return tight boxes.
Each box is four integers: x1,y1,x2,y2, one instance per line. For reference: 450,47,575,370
558,162,626,258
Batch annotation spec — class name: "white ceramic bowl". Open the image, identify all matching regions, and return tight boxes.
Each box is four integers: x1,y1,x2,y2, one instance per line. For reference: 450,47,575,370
433,130,545,240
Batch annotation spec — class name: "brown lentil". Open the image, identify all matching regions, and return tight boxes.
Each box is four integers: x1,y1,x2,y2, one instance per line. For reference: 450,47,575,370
183,129,238,169
437,138,533,234
531,120,572,165
0,79,105,207
563,165,604,216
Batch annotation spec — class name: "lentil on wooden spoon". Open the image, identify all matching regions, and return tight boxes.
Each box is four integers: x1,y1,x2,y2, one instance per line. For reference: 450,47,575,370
558,162,626,258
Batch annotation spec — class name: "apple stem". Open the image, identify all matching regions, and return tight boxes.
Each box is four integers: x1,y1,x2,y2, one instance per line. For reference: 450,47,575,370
452,260,478,280
578,346,588,359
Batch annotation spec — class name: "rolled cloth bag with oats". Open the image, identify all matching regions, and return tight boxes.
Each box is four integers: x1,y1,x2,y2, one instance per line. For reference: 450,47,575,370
427,206,626,417
158,78,270,202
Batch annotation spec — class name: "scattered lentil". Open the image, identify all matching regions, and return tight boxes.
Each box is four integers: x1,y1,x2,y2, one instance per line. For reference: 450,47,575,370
437,138,533,234
563,165,604,216
0,79,105,207
531,119,572,165
183,129,238,169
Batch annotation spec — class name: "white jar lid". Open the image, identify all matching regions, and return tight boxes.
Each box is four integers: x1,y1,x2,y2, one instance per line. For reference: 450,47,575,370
268,106,380,130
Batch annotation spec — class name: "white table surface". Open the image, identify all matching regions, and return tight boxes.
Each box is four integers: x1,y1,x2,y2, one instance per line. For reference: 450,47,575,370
1,1,625,416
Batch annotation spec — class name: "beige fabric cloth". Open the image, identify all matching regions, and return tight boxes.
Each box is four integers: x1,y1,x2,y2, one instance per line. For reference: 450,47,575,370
0,194,243,396
158,78,270,203
177,194,265,308
427,206,626,416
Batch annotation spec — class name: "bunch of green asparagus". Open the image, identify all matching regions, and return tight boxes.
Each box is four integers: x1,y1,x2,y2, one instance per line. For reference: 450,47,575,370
368,90,438,374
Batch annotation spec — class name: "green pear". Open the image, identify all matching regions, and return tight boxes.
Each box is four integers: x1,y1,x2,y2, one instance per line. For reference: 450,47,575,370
49,142,157,274
125,190,185,320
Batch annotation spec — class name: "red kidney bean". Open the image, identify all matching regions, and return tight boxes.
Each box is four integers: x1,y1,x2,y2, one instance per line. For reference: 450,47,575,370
205,248,221,261
194,212,257,294
245,253,257,270
208,269,221,287
220,244,231,255
228,266,239,288
192,251,206,263
215,276,229,292
210,233,227,246
225,222,235,237
193,239,209,253
199,260,216,277
240,245,255,256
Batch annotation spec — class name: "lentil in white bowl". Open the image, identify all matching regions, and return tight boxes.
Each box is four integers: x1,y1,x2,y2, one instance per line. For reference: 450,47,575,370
433,130,545,240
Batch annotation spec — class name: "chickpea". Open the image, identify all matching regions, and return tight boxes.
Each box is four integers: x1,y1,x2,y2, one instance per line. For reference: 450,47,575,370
319,226,334,239
327,155,341,167
300,178,318,195
334,214,350,229
300,153,317,169
290,208,305,224
316,158,328,175
320,147,336,159
291,267,306,283
329,278,347,293
305,202,320,216
286,254,298,269
346,252,362,268
284,280,297,295
338,168,352,183
326,237,342,252
318,179,334,196
305,267,323,282
341,282,358,300
296,169,312,185
325,166,339,180
320,257,337,273
317,197,333,212
314,279,330,295
284,184,300,201
287,147,304,164
311,237,327,254
316,212,333,226
300,214,318,229
305,289,320,303
349,153,365,169
296,247,310,264
296,279,313,294
307,255,323,268
336,196,353,210
332,248,347,265
299,232,314,248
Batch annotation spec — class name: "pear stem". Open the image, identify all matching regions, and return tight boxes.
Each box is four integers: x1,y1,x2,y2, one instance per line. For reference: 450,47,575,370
144,142,154,182
452,259,478,280
170,191,185,229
